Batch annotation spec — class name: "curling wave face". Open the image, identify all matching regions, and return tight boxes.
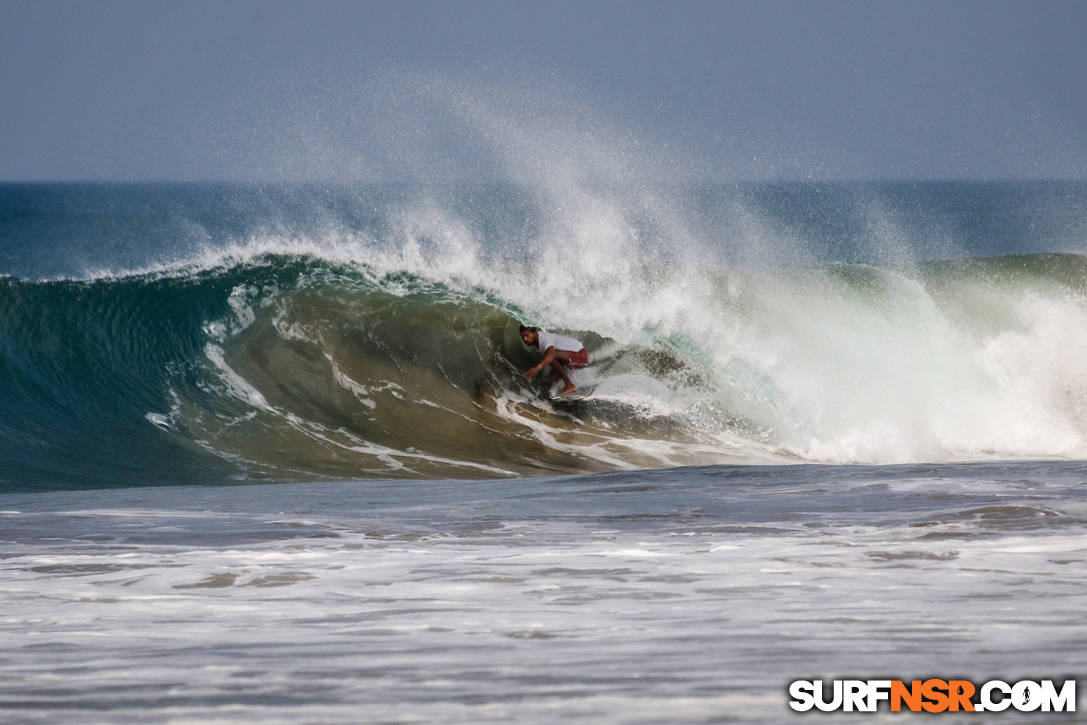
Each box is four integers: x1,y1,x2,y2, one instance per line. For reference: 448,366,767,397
6,244,1087,490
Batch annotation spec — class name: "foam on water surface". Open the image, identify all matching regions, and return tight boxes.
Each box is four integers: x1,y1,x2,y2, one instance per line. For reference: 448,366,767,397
2,462,1085,722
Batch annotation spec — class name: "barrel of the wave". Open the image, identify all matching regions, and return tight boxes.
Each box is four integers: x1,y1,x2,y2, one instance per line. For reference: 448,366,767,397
518,324,594,401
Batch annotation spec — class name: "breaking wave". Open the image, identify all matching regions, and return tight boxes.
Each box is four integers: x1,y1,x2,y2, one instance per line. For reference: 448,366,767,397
6,241,1087,490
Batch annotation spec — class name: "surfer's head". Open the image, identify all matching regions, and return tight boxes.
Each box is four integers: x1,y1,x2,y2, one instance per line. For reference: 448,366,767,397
519,324,539,347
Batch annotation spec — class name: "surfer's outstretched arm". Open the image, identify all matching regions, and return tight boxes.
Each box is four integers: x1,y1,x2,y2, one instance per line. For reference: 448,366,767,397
524,346,576,394
523,345,555,379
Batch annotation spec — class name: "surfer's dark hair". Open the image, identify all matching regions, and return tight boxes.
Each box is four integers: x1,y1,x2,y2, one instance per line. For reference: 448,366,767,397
518,324,539,334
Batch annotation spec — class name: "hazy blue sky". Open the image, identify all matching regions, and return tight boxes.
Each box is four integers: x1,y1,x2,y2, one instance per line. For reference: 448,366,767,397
3,0,1086,181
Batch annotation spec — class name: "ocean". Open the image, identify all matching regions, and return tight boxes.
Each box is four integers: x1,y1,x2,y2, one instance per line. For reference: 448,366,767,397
2,181,1086,722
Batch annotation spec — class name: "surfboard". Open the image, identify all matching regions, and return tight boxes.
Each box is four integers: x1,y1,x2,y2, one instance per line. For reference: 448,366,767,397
549,385,595,402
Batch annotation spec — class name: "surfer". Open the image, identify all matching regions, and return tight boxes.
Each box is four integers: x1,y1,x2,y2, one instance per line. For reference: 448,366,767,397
519,324,589,396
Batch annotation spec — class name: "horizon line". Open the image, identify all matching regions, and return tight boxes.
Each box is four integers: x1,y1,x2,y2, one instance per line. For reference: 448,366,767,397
2,176,1087,186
